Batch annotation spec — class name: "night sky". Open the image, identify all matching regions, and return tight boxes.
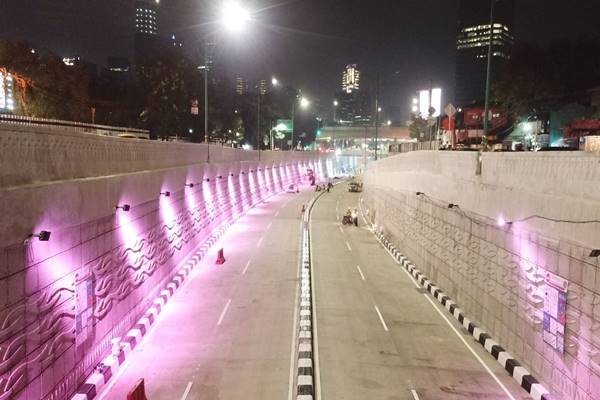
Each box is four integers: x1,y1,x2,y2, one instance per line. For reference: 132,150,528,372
2,0,600,121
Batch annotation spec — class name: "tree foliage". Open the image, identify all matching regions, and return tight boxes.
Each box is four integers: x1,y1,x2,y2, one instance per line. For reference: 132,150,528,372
408,114,428,142
0,39,90,121
493,39,600,119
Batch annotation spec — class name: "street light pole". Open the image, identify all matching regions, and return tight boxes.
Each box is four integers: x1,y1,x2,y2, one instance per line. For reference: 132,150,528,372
483,0,496,149
291,99,296,151
204,63,209,163
374,72,380,161
257,89,261,160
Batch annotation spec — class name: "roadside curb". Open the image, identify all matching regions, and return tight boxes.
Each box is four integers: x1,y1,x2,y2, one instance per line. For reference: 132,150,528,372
294,190,326,400
70,219,233,400
372,228,553,400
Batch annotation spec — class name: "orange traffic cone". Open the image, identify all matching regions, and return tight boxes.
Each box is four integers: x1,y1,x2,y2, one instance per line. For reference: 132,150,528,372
216,248,226,265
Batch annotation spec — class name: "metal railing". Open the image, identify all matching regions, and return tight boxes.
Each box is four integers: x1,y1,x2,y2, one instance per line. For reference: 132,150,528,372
388,140,439,154
0,113,150,139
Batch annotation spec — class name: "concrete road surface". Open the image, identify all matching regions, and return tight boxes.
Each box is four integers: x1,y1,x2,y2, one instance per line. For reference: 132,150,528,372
310,183,529,400
99,189,311,400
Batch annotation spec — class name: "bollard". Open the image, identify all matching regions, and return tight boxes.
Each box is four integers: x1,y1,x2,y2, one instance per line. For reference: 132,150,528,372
216,248,226,265
126,378,147,400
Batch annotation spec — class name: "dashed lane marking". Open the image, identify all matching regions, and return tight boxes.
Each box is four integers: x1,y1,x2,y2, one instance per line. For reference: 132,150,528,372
356,265,366,281
374,305,389,332
180,382,193,400
217,299,232,326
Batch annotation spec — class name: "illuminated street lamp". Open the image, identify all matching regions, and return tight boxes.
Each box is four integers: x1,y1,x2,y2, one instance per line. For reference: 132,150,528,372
272,77,279,86
291,95,310,151
200,2,252,163
300,97,310,109
220,1,250,32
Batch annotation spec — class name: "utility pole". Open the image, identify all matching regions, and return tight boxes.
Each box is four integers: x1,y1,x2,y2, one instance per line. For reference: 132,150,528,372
291,98,296,151
483,0,496,149
257,89,261,160
374,72,380,161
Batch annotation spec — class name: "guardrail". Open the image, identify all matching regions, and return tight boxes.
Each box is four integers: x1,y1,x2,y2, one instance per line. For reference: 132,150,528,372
0,113,150,139
388,140,439,153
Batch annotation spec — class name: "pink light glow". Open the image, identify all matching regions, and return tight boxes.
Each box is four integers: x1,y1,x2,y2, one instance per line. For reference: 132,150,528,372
497,216,507,227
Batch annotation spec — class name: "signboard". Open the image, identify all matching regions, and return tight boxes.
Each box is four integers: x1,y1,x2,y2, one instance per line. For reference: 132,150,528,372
444,103,457,117
191,99,199,115
275,119,293,133
543,272,568,354
74,270,94,347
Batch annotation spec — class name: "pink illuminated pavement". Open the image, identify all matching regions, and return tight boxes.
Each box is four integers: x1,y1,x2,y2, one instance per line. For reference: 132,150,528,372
97,188,314,400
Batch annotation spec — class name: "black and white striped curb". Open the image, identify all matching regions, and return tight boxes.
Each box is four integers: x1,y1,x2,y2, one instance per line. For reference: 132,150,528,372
373,229,553,400
71,219,234,400
295,191,326,400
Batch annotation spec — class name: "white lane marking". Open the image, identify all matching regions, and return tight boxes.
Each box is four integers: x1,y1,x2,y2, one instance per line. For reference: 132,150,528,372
275,211,280,217
180,382,193,400
410,389,420,400
420,293,516,400
217,299,232,326
373,225,517,399
338,226,344,234
242,260,251,275
374,305,389,332
267,222,273,230
356,265,366,281
257,236,264,247
345,241,352,251
309,198,322,398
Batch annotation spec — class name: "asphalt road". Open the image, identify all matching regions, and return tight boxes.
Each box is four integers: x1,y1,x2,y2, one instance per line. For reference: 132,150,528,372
310,183,529,400
99,189,311,400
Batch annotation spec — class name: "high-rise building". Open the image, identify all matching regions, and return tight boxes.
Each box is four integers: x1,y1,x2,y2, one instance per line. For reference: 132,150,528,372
235,76,248,95
134,0,160,68
455,0,515,106
0,71,15,112
259,79,268,95
336,64,370,125
342,64,360,94
107,57,131,73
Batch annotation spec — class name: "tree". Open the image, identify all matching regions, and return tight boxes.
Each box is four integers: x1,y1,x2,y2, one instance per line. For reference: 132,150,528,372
0,39,90,121
138,47,195,139
493,39,600,120
408,114,428,142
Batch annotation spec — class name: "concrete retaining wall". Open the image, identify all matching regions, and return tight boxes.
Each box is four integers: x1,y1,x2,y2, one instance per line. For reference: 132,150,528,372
0,124,357,400
363,151,600,400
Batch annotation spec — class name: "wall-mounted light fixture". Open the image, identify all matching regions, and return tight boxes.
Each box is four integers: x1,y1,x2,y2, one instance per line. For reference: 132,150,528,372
590,249,600,258
116,204,131,212
160,191,171,197
241,171,246,175
497,216,513,228
185,183,195,188
204,178,210,182
250,169,255,173
26,230,52,243
218,175,223,179
416,192,424,196
230,173,234,177
448,203,459,209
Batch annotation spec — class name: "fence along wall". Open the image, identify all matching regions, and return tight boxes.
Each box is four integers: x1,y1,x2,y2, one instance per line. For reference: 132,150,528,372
362,151,600,400
0,126,348,399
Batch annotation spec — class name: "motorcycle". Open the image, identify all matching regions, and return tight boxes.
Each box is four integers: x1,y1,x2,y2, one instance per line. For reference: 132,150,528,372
342,214,353,225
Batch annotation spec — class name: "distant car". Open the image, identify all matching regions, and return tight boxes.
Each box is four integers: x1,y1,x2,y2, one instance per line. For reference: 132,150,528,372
348,182,362,193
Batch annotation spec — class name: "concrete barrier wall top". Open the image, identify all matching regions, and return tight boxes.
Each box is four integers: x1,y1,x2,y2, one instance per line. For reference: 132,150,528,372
0,123,319,188
366,150,600,248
